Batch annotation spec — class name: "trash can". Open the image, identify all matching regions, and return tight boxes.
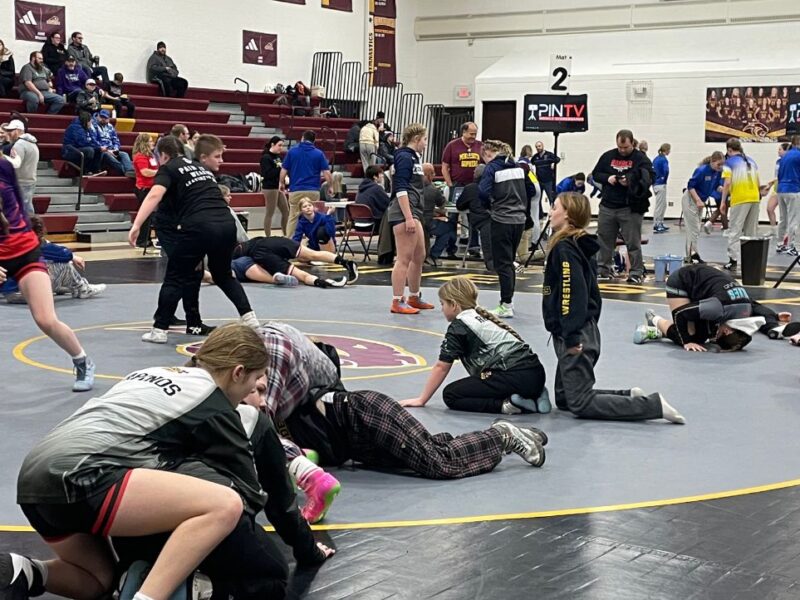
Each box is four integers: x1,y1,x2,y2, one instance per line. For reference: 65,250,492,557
740,236,770,285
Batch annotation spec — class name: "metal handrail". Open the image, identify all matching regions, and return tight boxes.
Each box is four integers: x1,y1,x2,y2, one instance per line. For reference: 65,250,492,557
65,151,85,211
233,77,250,125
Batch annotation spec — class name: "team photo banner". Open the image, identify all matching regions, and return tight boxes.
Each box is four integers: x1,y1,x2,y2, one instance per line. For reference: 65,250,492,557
705,85,796,142
523,94,588,133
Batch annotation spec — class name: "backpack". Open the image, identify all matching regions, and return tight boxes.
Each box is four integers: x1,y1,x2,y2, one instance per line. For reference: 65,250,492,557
217,173,248,193
245,172,262,193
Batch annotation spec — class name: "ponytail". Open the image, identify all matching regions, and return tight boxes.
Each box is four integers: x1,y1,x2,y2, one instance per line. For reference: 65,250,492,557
475,305,524,342
700,151,725,166
726,137,752,172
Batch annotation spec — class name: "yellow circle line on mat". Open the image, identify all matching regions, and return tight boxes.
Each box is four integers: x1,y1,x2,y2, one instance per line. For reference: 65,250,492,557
2,477,800,534
11,319,442,382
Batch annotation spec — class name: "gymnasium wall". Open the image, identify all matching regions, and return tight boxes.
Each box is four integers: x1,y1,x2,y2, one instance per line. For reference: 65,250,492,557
0,0,367,91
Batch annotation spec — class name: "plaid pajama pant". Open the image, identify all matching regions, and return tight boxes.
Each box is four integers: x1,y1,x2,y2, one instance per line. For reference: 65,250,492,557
328,390,505,480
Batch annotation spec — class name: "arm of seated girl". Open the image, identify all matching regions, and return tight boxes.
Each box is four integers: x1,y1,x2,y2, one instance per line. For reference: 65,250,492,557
400,360,453,407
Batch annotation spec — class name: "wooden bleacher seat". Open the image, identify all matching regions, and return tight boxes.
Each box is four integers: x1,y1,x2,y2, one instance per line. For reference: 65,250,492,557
40,214,78,234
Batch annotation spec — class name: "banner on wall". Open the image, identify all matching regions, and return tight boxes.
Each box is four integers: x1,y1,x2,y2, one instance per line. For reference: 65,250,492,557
784,89,800,136
242,31,277,67
322,0,352,12
704,86,796,142
523,94,588,133
275,0,305,3
14,0,65,42
368,0,396,86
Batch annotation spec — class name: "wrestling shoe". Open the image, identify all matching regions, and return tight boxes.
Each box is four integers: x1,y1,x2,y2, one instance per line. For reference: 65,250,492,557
626,274,644,285
491,419,545,467
186,323,216,336
723,259,737,271
240,311,260,329
535,388,552,414
490,303,514,318
407,294,434,310
630,387,646,397
633,324,662,344
75,282,106,299
391,298,419,314
703,221,713,235
788,246,799,257
72,357,95,392
645,309,657,327
776,244,788,254
303,449,320,465
142,327,168,344
0,553,46,600
316,276,347,288
690,253,705,264
501,399,523,415
509,394,536,413
343,260,359,283
274,272,299,287
300,471,341,524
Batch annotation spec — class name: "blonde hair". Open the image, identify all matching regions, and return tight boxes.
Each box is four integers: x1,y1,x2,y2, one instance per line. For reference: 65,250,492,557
401,123,427,146
189,324,268,375
218,184,231,198
438,277,524,341
132,132,154,157
548,192,591,253
658,143,671,154
195,134,224,159
483,139,513,158
298,197,315,210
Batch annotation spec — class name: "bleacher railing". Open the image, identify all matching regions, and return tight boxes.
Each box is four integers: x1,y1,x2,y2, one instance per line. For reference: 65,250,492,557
233,78,250,125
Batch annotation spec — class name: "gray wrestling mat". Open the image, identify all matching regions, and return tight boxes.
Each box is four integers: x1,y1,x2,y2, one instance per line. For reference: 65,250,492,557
2,282,800,530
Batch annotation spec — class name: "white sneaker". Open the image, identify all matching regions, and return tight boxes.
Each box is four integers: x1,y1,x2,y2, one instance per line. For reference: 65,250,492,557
76,283,106,299
703,221,712,235
500,399,523,415
142,327,168,344
722,230,730,237
490,303,514,318
240,311,260,329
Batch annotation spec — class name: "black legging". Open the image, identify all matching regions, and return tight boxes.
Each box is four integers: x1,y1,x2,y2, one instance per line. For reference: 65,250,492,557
153,219,252,330
442,364,546,413
491,221,524,304
134,187,152,247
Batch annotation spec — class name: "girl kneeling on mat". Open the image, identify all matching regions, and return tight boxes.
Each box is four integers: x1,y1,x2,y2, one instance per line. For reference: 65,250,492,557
400,276,550,415
542,191,685,424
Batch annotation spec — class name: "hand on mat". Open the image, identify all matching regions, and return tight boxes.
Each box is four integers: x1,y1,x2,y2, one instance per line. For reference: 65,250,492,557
0,265,6,284
317,542,335,558
566,344,583,356
684,342,706,352
127,225,140,247
399,397,426,408
779,312,792,323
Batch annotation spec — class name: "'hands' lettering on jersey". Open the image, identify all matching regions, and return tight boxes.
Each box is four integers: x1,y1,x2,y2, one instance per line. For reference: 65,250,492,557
125,371,182,396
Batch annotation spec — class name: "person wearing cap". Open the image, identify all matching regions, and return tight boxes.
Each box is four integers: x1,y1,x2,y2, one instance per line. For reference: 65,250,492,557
147,41,188,98
75,78,102,115
633,263,767,352
260,135,288,236
67,31,109,85
18,51,65,114
54,54,87,102
95,110,135,177
2,120,40,215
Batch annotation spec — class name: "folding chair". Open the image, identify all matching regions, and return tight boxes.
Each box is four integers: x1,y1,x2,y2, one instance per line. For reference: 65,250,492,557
338,203,377,262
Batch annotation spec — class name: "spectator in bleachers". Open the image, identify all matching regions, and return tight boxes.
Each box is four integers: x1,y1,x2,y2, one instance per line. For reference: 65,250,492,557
378,131,396,166
0,40,15,98
345,120,363,154
62,111,103,174
95,110,135,177
75,78,102,115
147,41,188,98
187,130,200,154
106,72,136,118
355,165,390,223
41,32,66,75
2,120,39,215
260,135,288,237
376,110,392,133
18,51,65,114
280,130,333,237
67,32,109,86
359,119,379,172
132,133,158,248
170,124,193,159
290,81,312,116
55,55,87,102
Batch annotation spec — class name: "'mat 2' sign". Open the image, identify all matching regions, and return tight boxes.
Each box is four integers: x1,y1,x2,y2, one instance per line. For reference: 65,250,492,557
523,94,589,133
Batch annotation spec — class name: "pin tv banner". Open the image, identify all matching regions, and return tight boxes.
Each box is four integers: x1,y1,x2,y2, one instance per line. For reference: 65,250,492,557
788,89,800,136
523,94,588,133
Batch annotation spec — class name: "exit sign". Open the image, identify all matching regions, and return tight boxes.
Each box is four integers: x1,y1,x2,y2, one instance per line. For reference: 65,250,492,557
453,85,473,101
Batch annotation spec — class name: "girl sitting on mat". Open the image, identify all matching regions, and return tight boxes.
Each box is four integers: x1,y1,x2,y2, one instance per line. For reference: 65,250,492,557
292,197,336,253
400,276,550,415
542,191,685,423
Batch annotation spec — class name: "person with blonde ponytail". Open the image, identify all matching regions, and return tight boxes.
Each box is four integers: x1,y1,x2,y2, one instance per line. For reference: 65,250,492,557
721,137,762,271
683,151,724,263
401,276,549,414
542,192,685,423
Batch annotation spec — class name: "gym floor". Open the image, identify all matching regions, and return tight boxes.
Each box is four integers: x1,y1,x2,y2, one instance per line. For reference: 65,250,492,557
3,228,800,599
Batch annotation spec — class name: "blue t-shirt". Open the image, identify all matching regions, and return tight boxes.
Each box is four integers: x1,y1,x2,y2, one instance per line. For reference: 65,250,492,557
777,147,800,194
281,141,330,192
555,177,585,195
687,164,722,201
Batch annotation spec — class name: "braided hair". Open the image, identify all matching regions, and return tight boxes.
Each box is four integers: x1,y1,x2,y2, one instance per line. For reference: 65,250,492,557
438,276,524,341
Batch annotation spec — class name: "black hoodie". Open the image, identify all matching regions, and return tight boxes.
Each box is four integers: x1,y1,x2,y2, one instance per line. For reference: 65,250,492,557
542,234,603,347
355,177,390,221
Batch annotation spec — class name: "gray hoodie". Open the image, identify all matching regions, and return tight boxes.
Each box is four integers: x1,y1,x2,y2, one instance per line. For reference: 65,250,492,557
11,133,40,186
147,52,179,81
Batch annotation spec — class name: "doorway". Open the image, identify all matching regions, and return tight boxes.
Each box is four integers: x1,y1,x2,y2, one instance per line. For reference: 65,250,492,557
481,101,517,151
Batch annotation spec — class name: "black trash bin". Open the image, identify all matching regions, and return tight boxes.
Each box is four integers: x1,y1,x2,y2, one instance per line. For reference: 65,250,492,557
740,236,770,285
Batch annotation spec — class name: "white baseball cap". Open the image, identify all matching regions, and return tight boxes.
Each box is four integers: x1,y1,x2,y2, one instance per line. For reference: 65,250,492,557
2,119,25,132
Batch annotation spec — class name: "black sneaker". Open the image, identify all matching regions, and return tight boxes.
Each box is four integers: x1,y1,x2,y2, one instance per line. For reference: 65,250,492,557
723,259,737,271
186,323,216,336
626,274,643,285
170,316,187,326
343,260,359,283
0,553,45,600
690,253,705,264
597,273,614,282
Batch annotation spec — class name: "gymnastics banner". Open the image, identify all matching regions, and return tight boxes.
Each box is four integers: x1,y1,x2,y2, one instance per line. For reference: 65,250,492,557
523,94,589,133
322,0,352,12
14,0,65,42
704,86,797,143
274,0,305,3
242,31,277,67
368,0,397,86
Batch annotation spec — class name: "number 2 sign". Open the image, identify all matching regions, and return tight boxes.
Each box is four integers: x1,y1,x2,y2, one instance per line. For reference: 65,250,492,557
549,54,572,93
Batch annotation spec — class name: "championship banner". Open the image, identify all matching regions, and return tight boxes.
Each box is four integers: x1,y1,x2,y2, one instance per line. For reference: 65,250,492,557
368,0,396,86
705,86,796,142
523,94,588,133
788,90,800,136
15,0,65,42
321,0,352,12
242,31,277,67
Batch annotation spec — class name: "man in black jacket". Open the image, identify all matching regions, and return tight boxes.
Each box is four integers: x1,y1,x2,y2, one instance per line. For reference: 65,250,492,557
355,164,390,223
531,140,560,205
592,129,653,285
